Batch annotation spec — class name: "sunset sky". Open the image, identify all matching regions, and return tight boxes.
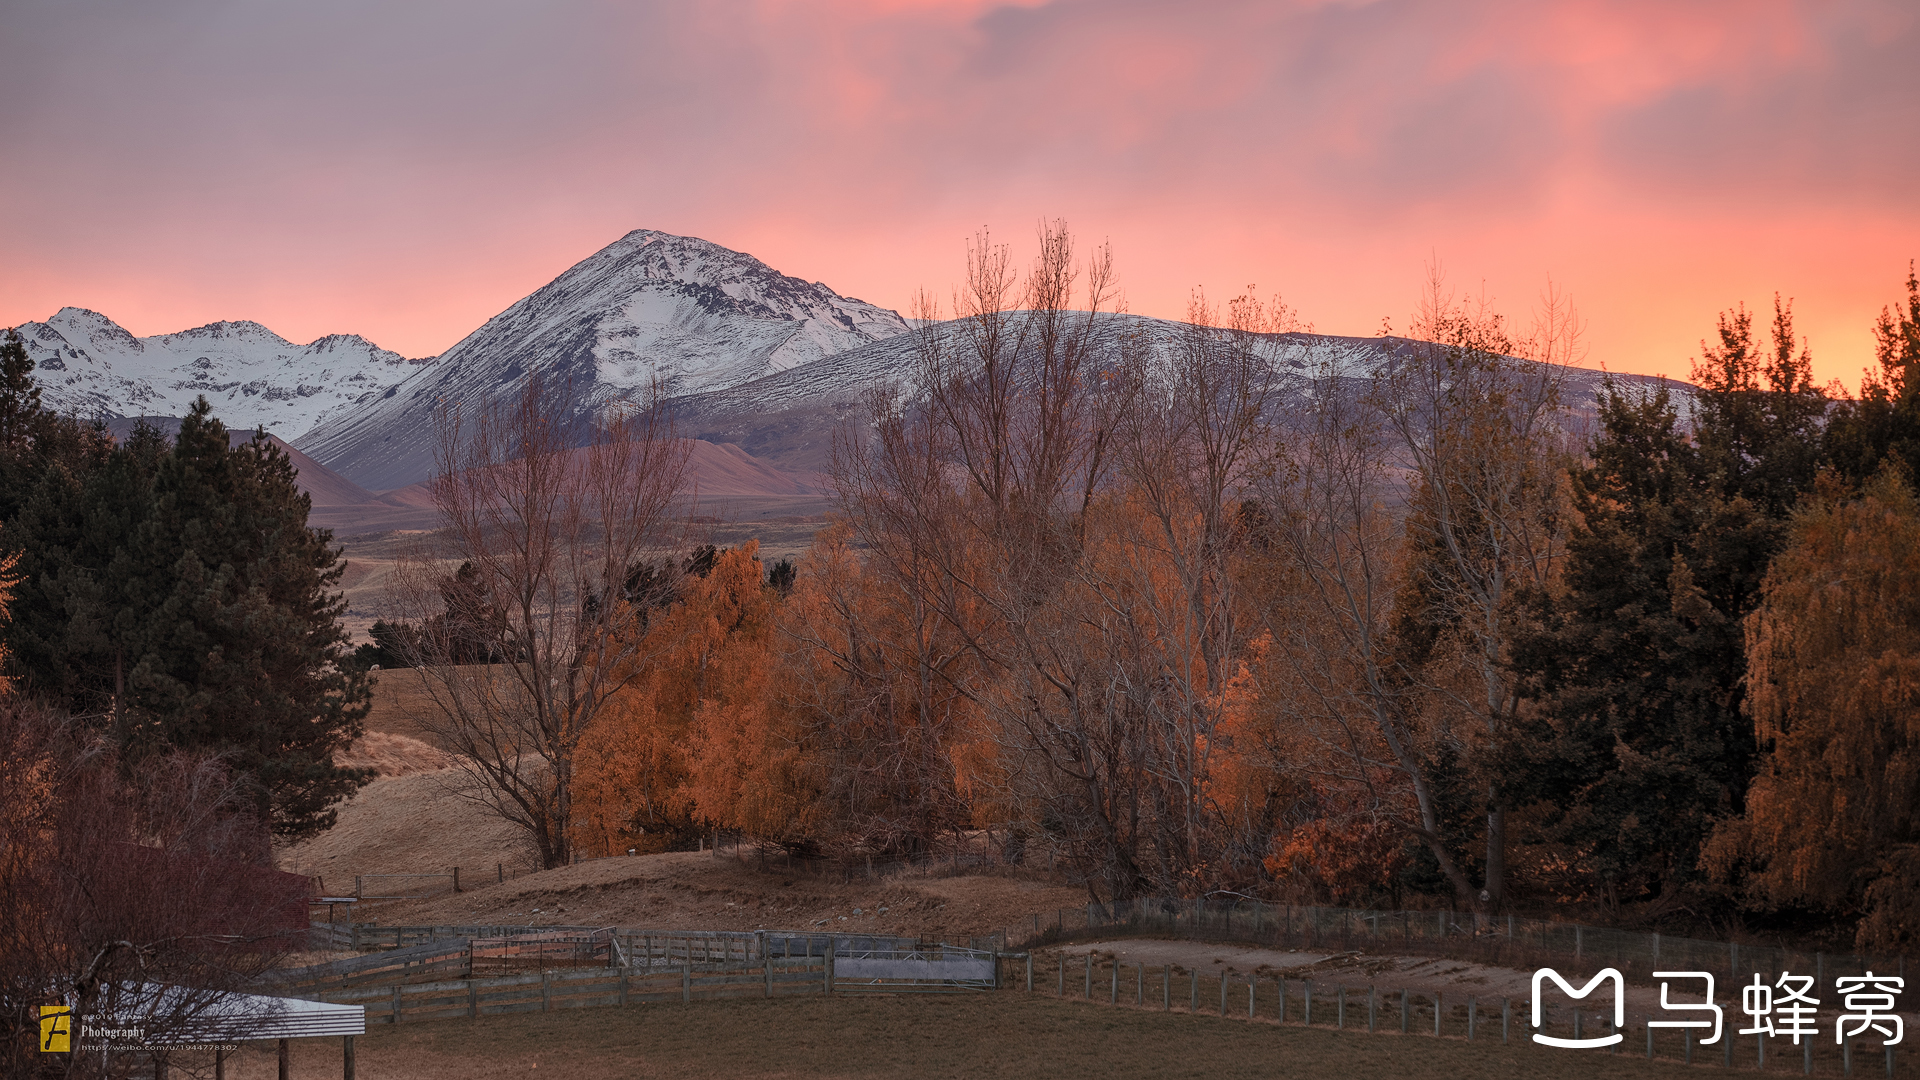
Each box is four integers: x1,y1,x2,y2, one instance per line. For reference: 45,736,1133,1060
4,0,1917,390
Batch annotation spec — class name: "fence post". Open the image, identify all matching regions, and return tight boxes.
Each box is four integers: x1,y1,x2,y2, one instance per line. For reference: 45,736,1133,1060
1368,986,1376,1033
1503,999,1510,1043
1190,970,1198,1013
1058,954,1064,997
390,985,401,1025
1085,952,1092,999
763,935,772,999
1220,975,1228,1016
541,972,551,1013
1164,965,1171,1011
1337,986,1345,1028
1025,953,1032,992
1468,996,1476,1040
1249,981,1255,1020
683,963,691,1003
354,875,362,899
1305,981,1314,1026
826,938,835,995
620,968,629,1007
1137,963,1143,1005
467,980,476,1018
1277,978,1286,1024
452,866,460,893
343,1035,354,1080
1434,990,1442,1036
1576,925,1583,960
1111,961,1117,1004
1401,989,1409,1034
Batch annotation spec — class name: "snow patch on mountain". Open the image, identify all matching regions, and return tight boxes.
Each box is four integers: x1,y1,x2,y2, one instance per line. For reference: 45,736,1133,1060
16,307,434,439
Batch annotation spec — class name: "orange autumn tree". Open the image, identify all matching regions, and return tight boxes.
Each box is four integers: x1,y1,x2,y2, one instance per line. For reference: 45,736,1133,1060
1708,467,1920,946
573,543,790,855
680,544,823,847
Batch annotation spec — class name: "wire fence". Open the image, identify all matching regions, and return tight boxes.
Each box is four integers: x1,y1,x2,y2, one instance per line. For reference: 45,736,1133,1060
991,896,1913,989
1025,947,1916,1078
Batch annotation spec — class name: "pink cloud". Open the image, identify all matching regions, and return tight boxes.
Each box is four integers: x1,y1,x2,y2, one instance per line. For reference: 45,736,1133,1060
0,0,1914,391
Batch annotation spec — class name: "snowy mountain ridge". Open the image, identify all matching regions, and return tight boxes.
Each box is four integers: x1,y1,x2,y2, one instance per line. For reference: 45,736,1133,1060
15,307,435,439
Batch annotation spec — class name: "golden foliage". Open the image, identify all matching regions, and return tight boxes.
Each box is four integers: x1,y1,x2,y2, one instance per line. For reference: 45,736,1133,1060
1710,467,1920,945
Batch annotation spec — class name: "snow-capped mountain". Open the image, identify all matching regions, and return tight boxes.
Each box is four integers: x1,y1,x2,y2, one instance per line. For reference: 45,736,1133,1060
293,230,910,490
14,308,434,439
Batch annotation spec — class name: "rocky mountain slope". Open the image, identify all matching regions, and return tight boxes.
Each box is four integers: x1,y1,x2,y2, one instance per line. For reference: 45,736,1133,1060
292,230,910,491
16,308,433,439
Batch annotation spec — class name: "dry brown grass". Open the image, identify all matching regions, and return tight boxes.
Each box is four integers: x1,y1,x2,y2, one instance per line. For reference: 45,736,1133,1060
334,730,454,777
361,669,446,742
188,992,1701,1080
277,768,525,888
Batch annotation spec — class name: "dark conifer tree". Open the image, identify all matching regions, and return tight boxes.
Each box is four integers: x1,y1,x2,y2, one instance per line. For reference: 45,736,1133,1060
1509,381,1771,904
1508,301,1825,910
118,400,371,835
1,387,370,838
1827,263,1920,482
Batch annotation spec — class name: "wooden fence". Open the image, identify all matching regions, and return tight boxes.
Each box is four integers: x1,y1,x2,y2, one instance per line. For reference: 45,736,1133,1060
300,945,1000,1023
279,929,998,996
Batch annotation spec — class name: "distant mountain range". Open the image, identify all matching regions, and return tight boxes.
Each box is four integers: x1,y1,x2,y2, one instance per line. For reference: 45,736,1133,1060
16,308,436,439
16,229,1665,532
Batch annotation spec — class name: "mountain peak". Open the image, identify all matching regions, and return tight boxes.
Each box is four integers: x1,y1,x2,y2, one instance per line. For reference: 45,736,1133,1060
295,229,912,490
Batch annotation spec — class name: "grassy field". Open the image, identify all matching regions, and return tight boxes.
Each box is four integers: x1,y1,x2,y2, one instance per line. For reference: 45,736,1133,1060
192,992,1701,1080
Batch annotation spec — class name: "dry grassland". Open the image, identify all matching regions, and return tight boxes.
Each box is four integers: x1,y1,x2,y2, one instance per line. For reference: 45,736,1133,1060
193,992,1697,1080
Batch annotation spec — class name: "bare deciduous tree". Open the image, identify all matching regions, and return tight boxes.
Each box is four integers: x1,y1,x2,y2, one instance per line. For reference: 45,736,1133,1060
1373,271,1579,909
392,373,689,869
1252,344,1479,902
0,699,305,1080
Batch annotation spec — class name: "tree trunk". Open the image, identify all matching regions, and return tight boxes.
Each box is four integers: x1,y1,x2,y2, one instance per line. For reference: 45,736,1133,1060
1484,800,1505,911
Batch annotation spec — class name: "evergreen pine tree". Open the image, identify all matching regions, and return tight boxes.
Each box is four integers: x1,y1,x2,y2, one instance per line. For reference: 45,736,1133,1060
1509,380,1770,902
2,391,370,838
1827,263,1920,482
119,400,371,836
1508,302,1826,908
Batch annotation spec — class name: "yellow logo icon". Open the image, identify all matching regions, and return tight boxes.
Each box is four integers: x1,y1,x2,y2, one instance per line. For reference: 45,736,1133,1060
40,1005,72,1053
